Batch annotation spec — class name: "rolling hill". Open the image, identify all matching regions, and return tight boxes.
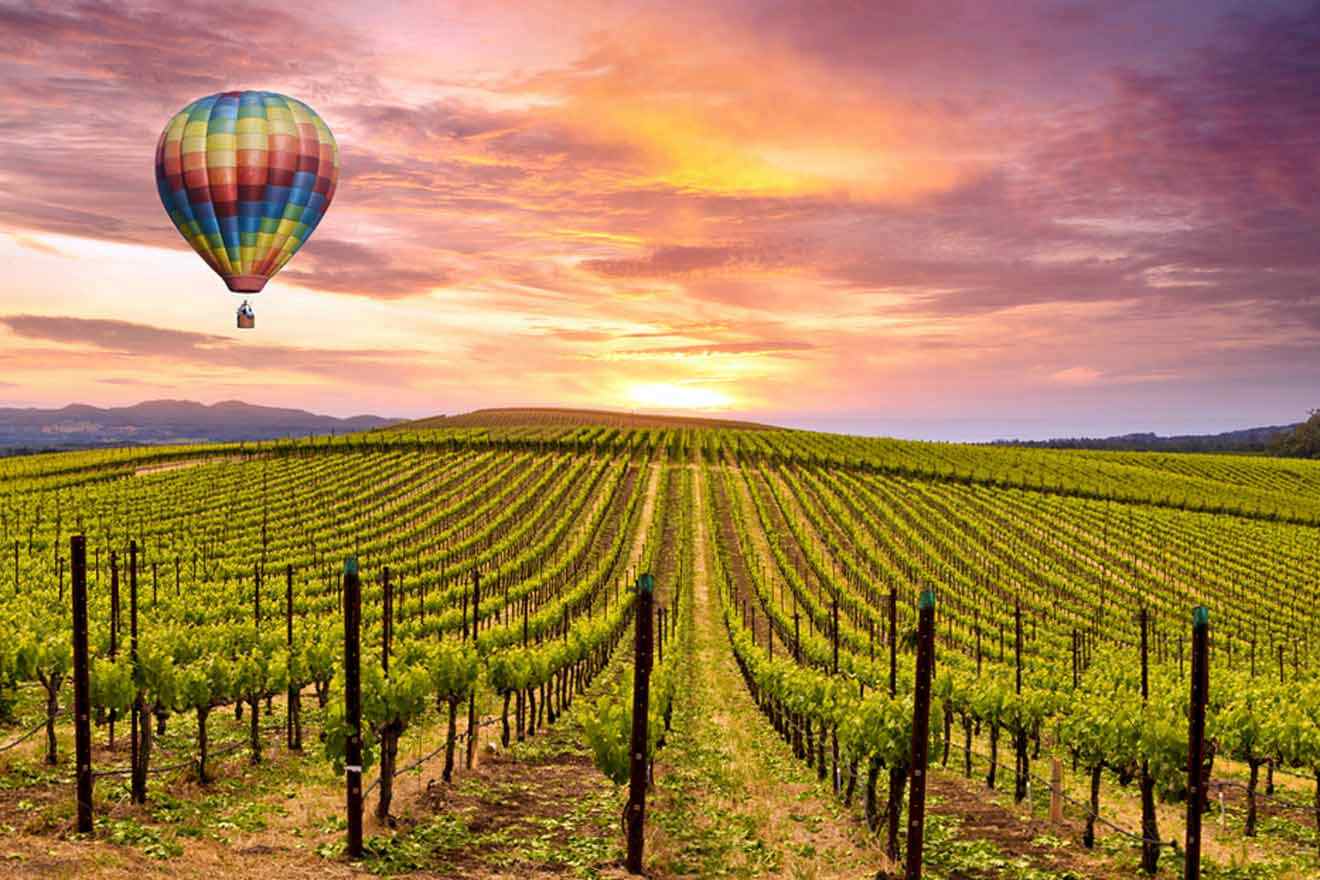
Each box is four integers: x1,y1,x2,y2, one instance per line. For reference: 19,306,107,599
400,406,779,431
0,399,399,452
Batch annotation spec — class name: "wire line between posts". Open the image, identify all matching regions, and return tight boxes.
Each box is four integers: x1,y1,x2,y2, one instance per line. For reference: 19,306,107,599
91,741,249,779
958,743,1178,850
363,714,503,796
1212,779,1318,818
51,741,249,784
365,740,449,797
0,710,68,754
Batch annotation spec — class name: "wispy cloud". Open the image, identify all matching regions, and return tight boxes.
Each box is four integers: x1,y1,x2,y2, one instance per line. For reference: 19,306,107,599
0,315,428,385
616,340,815,357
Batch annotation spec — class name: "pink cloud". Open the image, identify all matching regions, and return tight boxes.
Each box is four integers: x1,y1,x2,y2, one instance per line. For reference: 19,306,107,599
0,314,428,385
1051,367,1104,386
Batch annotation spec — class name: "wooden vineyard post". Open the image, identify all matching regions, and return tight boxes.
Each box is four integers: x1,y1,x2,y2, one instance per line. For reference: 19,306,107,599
1140,608,1149,697
383,566,393,671
889,586,898,698
342,557,364,860
287,564,300,750
832,596,840,675
1050,758,1064,824
905,589,936,880
109,551,119,748
1185,607,1210,880
70,536,93,834
626,572,655,875
251,564,261,764
130,541,145,804
466,570,481,770
1014,599,1027,803
472,570,482,637
1071,630,1079,689
1139,606,1159,875
1014,600,1023,694
976,611,982,676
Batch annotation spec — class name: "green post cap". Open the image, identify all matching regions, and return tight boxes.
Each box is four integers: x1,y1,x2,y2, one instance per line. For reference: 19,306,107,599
919,589,936,610
1193,606,1209,629
637,572,654,595
344,557,358,576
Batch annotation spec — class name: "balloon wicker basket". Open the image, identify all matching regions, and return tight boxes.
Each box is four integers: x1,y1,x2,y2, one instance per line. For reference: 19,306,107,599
237,310,255,330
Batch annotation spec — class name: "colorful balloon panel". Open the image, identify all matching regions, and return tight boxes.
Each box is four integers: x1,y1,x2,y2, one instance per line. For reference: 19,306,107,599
155,90,338,293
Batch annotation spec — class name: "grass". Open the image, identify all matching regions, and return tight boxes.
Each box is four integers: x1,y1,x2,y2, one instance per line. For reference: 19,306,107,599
641,469,878,880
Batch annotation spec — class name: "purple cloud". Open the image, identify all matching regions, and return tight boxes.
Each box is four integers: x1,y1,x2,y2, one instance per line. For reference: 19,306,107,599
0,314,428,384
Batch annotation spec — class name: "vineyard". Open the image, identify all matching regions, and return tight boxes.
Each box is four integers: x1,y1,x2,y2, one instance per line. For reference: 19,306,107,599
0,411,1319,879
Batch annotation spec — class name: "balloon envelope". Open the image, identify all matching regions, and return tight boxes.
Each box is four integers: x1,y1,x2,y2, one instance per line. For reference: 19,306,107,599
155,90,339,293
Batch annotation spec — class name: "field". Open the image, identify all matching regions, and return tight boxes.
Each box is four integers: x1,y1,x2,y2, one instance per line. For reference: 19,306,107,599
1,408,1319,879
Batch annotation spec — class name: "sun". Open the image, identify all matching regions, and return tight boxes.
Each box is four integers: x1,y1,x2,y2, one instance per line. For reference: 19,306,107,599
625,382,733,411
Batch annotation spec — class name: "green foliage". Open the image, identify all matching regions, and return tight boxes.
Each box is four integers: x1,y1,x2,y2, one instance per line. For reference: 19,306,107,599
429,640,480,703
582,693,632,785
90,655,134,715
1269,409,1320,459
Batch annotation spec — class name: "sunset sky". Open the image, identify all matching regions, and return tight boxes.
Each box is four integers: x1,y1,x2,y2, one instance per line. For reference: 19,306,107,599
1,0,1318,440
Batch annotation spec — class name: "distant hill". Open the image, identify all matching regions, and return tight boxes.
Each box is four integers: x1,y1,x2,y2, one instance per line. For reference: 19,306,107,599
400,407,778,432
0,400,400,453
996,423,1299,453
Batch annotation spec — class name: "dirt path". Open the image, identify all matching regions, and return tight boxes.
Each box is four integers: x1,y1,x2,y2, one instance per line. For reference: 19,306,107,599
407,707,628,879
922,770,1128,879
643,465,880,879
132,456,238,477
627,462,663,572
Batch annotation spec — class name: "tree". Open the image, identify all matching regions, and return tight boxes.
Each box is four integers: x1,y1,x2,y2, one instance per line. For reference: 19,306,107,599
1270,410,1320,458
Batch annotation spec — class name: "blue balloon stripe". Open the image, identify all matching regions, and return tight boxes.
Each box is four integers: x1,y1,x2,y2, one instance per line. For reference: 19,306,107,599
160,101,204,255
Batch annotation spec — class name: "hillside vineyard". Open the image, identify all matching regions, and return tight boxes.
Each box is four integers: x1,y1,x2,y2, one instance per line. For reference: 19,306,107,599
1,421,1319,878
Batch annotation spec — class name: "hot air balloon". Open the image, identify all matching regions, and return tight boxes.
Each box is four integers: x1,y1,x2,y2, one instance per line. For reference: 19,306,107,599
155,90,339,329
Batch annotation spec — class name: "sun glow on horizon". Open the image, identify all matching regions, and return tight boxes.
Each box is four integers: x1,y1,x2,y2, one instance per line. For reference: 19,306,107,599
624,382,733,411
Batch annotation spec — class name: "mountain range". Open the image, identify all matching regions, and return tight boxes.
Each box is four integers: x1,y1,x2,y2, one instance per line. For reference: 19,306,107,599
996,423,1300,453
0,399,1302,457
0,400,399,453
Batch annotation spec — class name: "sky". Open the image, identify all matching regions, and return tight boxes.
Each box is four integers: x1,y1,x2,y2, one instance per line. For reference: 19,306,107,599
0,0,1318,441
